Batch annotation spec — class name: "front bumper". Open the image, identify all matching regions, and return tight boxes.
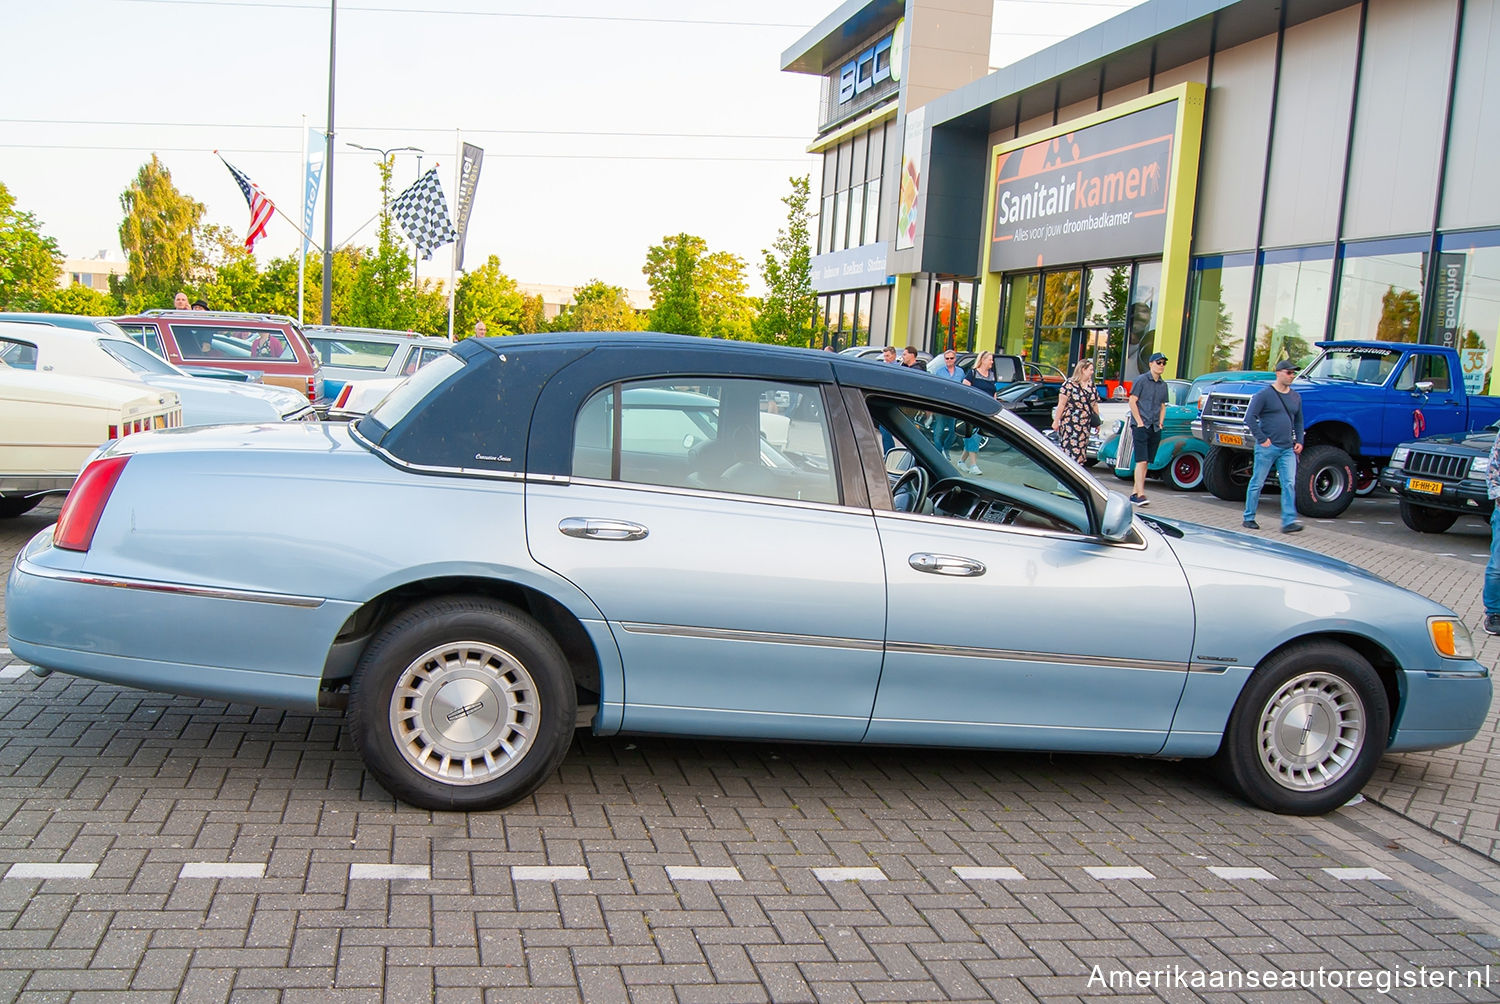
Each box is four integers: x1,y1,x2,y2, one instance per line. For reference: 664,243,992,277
1377,469,1494,515
1388,665,1493,752
1196,420,1253,451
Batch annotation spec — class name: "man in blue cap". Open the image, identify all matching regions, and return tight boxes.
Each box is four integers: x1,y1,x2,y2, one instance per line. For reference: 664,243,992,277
1242,357,1305,532
1127,352,1170,505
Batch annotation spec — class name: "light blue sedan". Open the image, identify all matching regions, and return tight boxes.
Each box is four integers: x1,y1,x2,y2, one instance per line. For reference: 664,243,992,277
6,333,1490,815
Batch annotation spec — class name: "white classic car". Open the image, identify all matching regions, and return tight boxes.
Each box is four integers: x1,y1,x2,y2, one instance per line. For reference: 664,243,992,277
0,369,181,517
0,317,316,425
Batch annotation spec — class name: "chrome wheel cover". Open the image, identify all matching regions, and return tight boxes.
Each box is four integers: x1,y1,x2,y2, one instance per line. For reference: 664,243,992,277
388,640,540,786
1257,671,1365,791
1311,464,1348,503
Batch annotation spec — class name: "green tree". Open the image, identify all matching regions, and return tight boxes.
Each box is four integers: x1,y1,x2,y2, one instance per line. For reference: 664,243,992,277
754,176,816,346
649,236,702,335
455,254,524,338
553,279,640,332
193,223,260,311
31,283,119,316
518,293,549,333
0,181,63,309
348,156,415,331
117,155,205,310
1252,317,1314,369
644,233,755,339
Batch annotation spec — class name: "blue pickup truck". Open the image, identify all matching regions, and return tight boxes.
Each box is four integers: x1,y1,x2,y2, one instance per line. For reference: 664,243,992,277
1194,341,1500,518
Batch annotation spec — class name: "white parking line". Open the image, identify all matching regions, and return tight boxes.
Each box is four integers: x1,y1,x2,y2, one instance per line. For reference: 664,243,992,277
0,664,30,680
952,866,1025,881
665,866,741,882
1084,866,1155,880
181,862,266,879
511,865,588,882
812,867,886,882
349,863,429,881
1208,866,1276,880
5,863,97,880
1323,867,1390,881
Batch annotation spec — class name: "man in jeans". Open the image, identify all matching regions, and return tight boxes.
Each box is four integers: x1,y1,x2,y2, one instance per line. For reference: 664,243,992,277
1242,358,1305,533
1481,433,1500,634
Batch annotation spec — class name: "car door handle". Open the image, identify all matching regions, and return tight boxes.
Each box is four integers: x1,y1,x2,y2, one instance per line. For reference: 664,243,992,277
558,517,649,541
908,553,986,577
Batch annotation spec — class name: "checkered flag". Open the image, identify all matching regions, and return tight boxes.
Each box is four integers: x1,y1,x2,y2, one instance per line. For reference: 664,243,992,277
391,168,459,260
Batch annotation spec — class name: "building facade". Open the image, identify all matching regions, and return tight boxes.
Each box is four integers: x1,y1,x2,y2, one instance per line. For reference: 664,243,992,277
785,0,1500,392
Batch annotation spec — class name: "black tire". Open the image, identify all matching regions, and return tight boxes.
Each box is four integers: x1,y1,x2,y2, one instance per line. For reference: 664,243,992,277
1398,498,1458,534
0,496,41,518
1203,445,1250,502
348,596,576,812
1214,641,1389,815
1295,444,1357,518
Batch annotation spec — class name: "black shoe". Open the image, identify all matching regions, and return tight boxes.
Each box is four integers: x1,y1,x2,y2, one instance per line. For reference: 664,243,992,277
1242,520,1259,530
1484,614,1500,636
1282,522,1305,534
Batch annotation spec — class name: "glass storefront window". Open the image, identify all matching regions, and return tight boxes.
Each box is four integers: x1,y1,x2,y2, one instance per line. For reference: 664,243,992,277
1436,231,1500,396
1332,237,1428,344
833,190,849,252
863,178,881,247
1123,261,1161,382
1083,264,1130,387
848,182,866,246
998,274,1037,359
1253,246,1333,368
1186,254,1255,374
853,290,871,348
954,282,974,352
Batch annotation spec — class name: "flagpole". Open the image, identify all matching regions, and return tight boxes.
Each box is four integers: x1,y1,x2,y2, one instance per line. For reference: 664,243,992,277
447,127,459,340
297,115,307,326
321,0,337,325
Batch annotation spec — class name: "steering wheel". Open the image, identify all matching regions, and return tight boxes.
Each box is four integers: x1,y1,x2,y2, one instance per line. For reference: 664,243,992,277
891,465,930,512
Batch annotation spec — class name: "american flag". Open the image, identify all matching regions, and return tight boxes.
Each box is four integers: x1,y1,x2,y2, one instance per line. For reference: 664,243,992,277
217,153,275,251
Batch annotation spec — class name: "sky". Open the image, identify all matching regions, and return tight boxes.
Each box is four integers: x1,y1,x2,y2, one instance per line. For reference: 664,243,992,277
2,0,1145,297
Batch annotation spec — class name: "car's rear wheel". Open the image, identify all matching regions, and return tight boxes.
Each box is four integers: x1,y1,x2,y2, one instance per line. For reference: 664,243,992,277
1214,641,1388,815
1398,499,1458,534
1168,450,1205,491
348,597,576,811
0,497,41,519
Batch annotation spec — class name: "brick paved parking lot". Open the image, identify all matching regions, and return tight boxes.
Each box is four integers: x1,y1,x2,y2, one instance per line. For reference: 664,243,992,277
2,493,1498,1002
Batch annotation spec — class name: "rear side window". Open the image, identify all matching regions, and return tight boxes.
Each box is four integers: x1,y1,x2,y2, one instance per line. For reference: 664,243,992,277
310,337,399,371
117,323,165,357
0,338,39,369
572,377,838,503
170,324,300,363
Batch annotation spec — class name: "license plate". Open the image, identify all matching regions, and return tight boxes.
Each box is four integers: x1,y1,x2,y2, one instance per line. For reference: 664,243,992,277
1216,432,1244,446
1407,478,1443,495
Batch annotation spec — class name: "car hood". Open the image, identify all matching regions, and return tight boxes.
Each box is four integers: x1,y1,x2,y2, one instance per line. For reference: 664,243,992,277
1399,430,1497,452
1140,512,1445,610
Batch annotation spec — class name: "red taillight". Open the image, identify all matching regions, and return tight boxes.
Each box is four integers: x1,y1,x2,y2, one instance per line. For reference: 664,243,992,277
334,383,352,409
55,455,130,552
107,424,119,440
307,376,317,403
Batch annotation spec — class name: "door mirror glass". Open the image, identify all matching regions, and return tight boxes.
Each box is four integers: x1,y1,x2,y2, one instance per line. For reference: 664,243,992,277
1100,491,1134,541
884,447,913,473
1415,379,1434,394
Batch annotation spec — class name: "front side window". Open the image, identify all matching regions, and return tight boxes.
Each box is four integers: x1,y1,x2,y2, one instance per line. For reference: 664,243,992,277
572,378,838,503
871,396,1091,535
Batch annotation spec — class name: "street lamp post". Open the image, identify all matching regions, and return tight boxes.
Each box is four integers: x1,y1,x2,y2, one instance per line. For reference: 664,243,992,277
346,142,423,286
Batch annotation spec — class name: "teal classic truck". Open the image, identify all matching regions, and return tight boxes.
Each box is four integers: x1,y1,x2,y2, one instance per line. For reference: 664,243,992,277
1193,341,1500,518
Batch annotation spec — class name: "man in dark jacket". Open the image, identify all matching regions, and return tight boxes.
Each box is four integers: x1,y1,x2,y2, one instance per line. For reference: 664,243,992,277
1242,358,1305,532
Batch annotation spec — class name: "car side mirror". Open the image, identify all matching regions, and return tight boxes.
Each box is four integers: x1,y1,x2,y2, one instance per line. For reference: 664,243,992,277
1415,380,1434,394
1100,491,1134,541
884,447,913,472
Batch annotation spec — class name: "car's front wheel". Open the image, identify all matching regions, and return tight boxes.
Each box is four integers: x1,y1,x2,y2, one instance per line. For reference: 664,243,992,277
1215,641,1389,815
348,597,576,811
1398,499,1458,534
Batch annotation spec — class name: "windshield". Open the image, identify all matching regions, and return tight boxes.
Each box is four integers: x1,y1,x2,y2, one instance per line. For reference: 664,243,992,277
1299,346,1399,386
98,337,182,376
